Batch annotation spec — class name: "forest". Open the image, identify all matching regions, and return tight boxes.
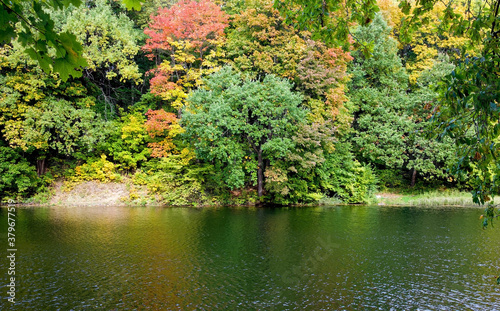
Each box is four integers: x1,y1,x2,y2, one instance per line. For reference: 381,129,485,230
0,0,499,207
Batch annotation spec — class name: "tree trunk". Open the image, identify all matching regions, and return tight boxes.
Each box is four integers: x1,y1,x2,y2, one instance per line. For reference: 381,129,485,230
257,150,264,198
36,158,46,176
411,168,417,187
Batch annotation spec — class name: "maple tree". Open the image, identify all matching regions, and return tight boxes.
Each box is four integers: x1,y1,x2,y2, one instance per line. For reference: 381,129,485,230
143,0,229,109
144,109,179,158
296,40,353,127
144,0,228,58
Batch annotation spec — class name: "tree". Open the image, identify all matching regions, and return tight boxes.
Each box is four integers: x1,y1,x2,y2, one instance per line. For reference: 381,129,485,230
226,0,353,127
273,0,379,49
0,44,106,175
349,14,456,187
0,142,39,198
182,66,307,198
424,0,500,205
275,0,499,204
0,0,141,81
296,40,353,128
377,0,471,84
226,0,309,79
145,109,179,158
105,113,151,171
50,0,143,116
143,0,229,110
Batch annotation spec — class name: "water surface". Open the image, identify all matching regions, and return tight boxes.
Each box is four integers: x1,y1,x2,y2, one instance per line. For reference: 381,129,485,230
1,205,499,310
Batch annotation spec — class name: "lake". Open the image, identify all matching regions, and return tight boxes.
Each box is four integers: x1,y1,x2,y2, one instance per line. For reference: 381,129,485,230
1,205,500,310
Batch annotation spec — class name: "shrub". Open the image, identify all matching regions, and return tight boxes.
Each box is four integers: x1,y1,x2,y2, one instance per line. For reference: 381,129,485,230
0,145,39,198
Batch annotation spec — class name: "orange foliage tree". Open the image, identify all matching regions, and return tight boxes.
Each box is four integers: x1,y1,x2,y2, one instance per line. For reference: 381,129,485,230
143,0,229,109
144,109,178,158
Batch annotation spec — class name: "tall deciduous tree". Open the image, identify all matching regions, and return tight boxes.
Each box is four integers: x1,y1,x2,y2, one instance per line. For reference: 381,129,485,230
182,66,307,198
227,0,353,127
349,14,456,186
50,0,143,116
143,0,229,110
0,0,141,80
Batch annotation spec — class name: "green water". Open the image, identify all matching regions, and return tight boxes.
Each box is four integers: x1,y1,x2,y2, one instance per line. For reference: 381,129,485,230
1,205,499,310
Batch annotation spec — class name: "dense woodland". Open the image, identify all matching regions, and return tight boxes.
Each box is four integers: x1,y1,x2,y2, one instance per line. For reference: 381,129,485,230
0,0,498,206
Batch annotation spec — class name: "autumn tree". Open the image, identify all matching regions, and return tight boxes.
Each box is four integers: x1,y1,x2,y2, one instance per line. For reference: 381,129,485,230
143,0,229,110
105,113,151,170
182,66,307,198
296,40,353,128
0,0,144,174
376,0,471,84
144,109,179,158
226,0,308,79
227,0,353,128
224,0,372,202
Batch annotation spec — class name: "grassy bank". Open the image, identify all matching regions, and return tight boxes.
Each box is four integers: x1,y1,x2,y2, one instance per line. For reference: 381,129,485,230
375,190,490,207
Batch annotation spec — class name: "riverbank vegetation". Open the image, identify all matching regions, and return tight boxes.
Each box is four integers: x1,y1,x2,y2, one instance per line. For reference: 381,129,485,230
0,0,498,206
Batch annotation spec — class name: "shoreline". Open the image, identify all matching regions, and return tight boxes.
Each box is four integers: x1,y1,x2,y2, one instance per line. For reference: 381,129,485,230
2,181,488,209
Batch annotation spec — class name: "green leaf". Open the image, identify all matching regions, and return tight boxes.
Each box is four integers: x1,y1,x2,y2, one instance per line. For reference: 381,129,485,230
25,48,52,73
54,58,82,81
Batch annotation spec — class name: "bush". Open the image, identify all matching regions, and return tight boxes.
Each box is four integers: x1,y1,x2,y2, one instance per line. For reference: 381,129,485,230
324,143,377,203
0,145,39,198
133,149,215,206
64,154,121,190
104,113,151,171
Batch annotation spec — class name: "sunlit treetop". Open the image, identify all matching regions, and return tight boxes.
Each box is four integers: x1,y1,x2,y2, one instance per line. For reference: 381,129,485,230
0,0,141,81
143,0,229,58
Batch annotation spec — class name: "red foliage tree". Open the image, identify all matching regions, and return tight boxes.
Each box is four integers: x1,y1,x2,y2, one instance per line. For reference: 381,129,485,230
145,109,178,158
143,0,228,60
143,0,228,109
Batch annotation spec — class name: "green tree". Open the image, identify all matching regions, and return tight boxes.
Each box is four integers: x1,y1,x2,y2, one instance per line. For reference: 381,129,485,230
0,44,106,174
105,113,151,171
349,14,456,187
182,66,307,198
266,121,376,203
0,0,141,80
0,142,39,198
50,0,143,116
